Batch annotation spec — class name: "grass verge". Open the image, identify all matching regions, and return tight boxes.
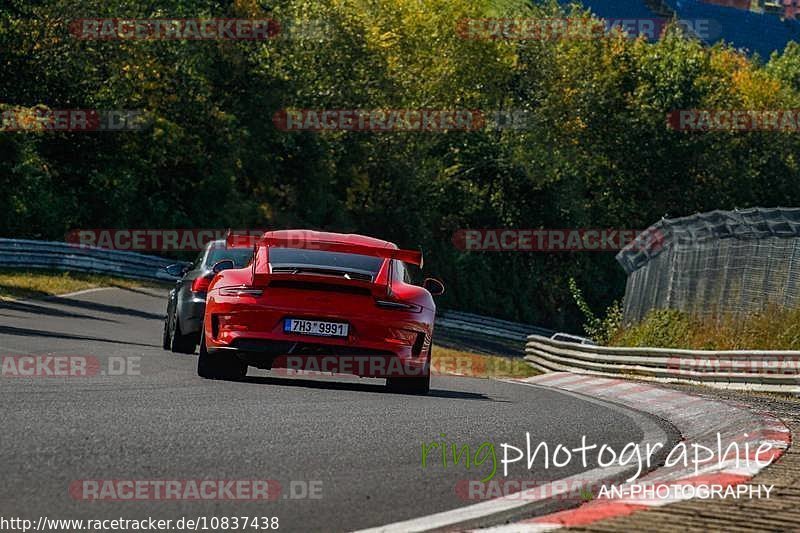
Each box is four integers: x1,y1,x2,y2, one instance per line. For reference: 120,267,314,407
0,269,169,300
431,345,539,378
611,307,800,350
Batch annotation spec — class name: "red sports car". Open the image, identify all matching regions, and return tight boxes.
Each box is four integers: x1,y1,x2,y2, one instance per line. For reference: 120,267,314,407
197,230,444,394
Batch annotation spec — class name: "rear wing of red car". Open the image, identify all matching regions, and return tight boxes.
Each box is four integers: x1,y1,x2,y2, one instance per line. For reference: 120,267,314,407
226,231,422,293
225,231,423,267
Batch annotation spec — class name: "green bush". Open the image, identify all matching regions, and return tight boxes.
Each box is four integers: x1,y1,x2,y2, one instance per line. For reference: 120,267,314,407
612,309,692,348
569,278,622,344
611,306,800,350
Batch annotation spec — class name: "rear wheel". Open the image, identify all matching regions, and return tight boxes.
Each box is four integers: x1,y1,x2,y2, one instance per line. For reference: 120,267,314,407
161,309,171,350
386,348,431,395
170,314,197,354
197,330,247,380
386,373,430,395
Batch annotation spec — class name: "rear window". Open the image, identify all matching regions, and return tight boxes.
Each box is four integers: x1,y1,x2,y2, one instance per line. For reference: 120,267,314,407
204,247,254,268
268,248,384,276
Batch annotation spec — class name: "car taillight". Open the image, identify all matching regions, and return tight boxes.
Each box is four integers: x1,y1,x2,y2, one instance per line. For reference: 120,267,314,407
191,275,214,293
219,287,263,297
375,299,421,312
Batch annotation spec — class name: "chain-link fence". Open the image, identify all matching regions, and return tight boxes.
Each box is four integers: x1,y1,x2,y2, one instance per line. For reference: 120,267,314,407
616,207,800,323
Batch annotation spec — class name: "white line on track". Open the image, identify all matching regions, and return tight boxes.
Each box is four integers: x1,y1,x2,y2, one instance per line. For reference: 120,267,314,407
472,524,560,533
52,287,115,299
352,379,670,533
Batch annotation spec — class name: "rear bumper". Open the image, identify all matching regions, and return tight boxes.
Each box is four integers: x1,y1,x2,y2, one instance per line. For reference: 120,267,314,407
210,344,429,378
204,295,433,378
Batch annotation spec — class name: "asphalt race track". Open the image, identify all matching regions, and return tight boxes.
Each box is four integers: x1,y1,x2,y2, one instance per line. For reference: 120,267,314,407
0,288,675,531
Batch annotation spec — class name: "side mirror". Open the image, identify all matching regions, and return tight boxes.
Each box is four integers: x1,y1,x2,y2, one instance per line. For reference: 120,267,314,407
423,278,445,296
164,263,186,277
212,259,235,274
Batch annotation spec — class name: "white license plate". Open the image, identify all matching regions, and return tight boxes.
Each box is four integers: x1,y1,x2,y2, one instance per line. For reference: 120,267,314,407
284,319,349,338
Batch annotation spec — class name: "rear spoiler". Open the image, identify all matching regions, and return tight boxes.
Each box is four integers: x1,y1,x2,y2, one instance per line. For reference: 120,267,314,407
226,231,423,267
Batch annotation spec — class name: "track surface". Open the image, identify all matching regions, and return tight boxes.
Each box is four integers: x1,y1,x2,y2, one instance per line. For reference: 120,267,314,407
1,288,666,531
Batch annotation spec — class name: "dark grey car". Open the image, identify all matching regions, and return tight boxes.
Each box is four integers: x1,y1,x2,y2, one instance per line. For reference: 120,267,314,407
161,240,254,353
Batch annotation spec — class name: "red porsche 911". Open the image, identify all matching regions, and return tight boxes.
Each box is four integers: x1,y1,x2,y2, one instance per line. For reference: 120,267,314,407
197,230,444,394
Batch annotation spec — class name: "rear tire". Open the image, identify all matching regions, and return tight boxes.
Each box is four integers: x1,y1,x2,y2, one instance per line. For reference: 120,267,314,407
170,315,197,354
387,344,431,395
197,330,247,380
162,311,171,350
386,374,430,395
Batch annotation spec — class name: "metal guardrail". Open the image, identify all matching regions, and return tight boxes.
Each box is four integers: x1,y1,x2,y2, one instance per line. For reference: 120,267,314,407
526,334,800,393
436,310,554,342
0,238,183,281
0,239,551,347
13,239,788,392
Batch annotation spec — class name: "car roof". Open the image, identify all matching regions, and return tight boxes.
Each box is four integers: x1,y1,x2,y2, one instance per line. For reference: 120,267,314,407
262,230,398,250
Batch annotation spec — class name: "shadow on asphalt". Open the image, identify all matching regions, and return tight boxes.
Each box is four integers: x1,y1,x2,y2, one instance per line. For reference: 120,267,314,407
238,375,495,400
113,285,170,298
435,328,523,357
50,297,164,321
0,325,159,348
0,300,118,322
